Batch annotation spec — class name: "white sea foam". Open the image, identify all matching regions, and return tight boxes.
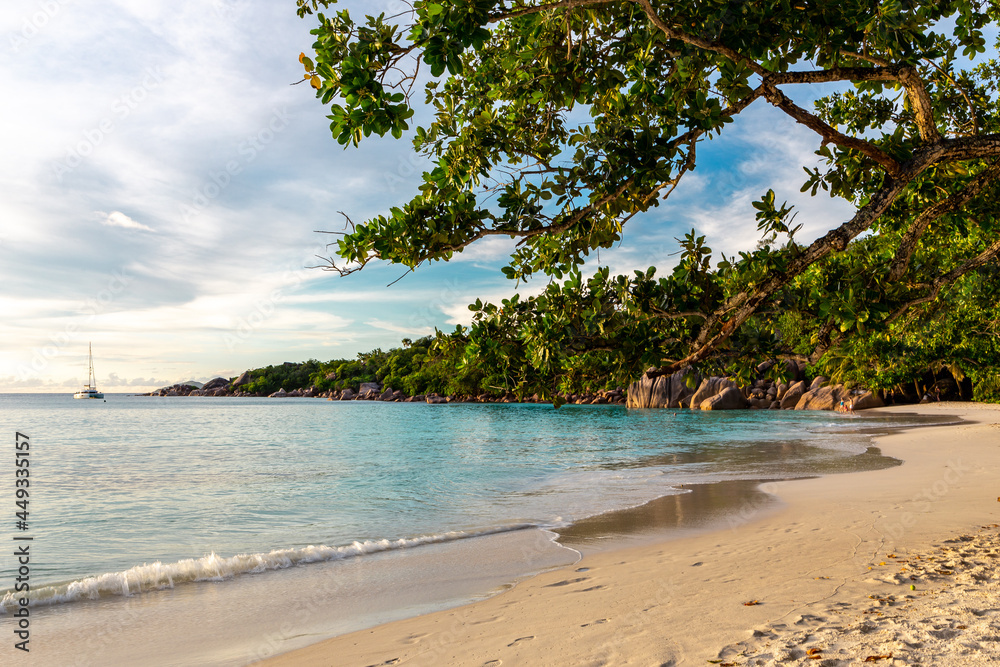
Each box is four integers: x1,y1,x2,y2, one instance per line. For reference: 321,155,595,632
0,525,533,613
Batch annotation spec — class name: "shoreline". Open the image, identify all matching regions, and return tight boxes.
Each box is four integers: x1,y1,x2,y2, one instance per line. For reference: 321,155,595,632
258,402,1000,666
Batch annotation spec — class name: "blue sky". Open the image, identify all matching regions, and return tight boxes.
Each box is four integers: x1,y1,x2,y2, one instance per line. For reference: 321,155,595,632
0,0,862,392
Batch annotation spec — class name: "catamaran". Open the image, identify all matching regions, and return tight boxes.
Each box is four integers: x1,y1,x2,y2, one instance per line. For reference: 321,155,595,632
73,343,104,399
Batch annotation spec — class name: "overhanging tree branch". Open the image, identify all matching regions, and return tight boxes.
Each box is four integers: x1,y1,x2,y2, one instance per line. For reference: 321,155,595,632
762,84,902,175
359,85,766,263
932,134,1000,161
650,165,925,378
300,0,1000,396
888,160,1000,281
763,66,906,86
886,235,1000,325
657,131,1000,377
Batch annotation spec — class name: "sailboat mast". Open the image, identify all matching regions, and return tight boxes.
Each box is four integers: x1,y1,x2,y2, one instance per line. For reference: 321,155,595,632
73,343,103,398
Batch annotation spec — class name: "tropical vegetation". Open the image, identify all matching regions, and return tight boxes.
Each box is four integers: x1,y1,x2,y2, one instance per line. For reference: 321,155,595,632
288,0,1000,402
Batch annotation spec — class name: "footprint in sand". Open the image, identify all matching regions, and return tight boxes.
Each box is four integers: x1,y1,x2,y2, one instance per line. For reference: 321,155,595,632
471,616,505,625
577,585,606,592
507,636,535,647
483,661,502,666
576,567,590,572
929,628,960,639
691,561,704,567
581,618,609,627
545,577,588,587
793,614,826,626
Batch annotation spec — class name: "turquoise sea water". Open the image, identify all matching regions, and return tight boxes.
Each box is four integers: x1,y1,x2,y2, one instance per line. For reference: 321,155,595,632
0,394,944,665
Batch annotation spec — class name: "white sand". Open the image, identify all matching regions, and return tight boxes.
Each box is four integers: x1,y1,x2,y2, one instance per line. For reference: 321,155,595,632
718,526,1000,665
259,402,1000,667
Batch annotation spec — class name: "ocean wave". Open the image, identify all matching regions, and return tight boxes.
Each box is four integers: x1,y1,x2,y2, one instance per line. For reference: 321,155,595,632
0,525,535,613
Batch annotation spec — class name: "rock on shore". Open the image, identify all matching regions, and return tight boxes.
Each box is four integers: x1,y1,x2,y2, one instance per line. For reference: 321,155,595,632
142,378,628,406
626,369,698,409
626,359,888,412
140,359,894,412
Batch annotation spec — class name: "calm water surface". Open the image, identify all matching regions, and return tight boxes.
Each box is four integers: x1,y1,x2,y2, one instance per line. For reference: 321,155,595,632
0,393,946,665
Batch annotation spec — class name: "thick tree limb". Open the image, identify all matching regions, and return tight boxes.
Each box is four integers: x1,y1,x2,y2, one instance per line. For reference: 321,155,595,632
888,160,1000,281
644,131,1000,379
648,167,926,378
763,66,906,86
762,83,902,175
898,66,941,143
886,236,1000,325
765,65,937,144
650,307,708,320
931,134,1000,162
516,2,938,149
808,322,841,364
628,5,937,148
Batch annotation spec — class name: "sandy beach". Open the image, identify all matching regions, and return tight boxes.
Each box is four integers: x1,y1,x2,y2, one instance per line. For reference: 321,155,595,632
259,402,1000,667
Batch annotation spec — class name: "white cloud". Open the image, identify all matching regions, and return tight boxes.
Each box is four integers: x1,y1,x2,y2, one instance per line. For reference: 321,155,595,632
96,210,154,231
364,319,435,337
0,375,78,390
103,372,172,387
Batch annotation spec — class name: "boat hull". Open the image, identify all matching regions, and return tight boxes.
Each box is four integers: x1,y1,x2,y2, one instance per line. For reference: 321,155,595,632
73,391,104,399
